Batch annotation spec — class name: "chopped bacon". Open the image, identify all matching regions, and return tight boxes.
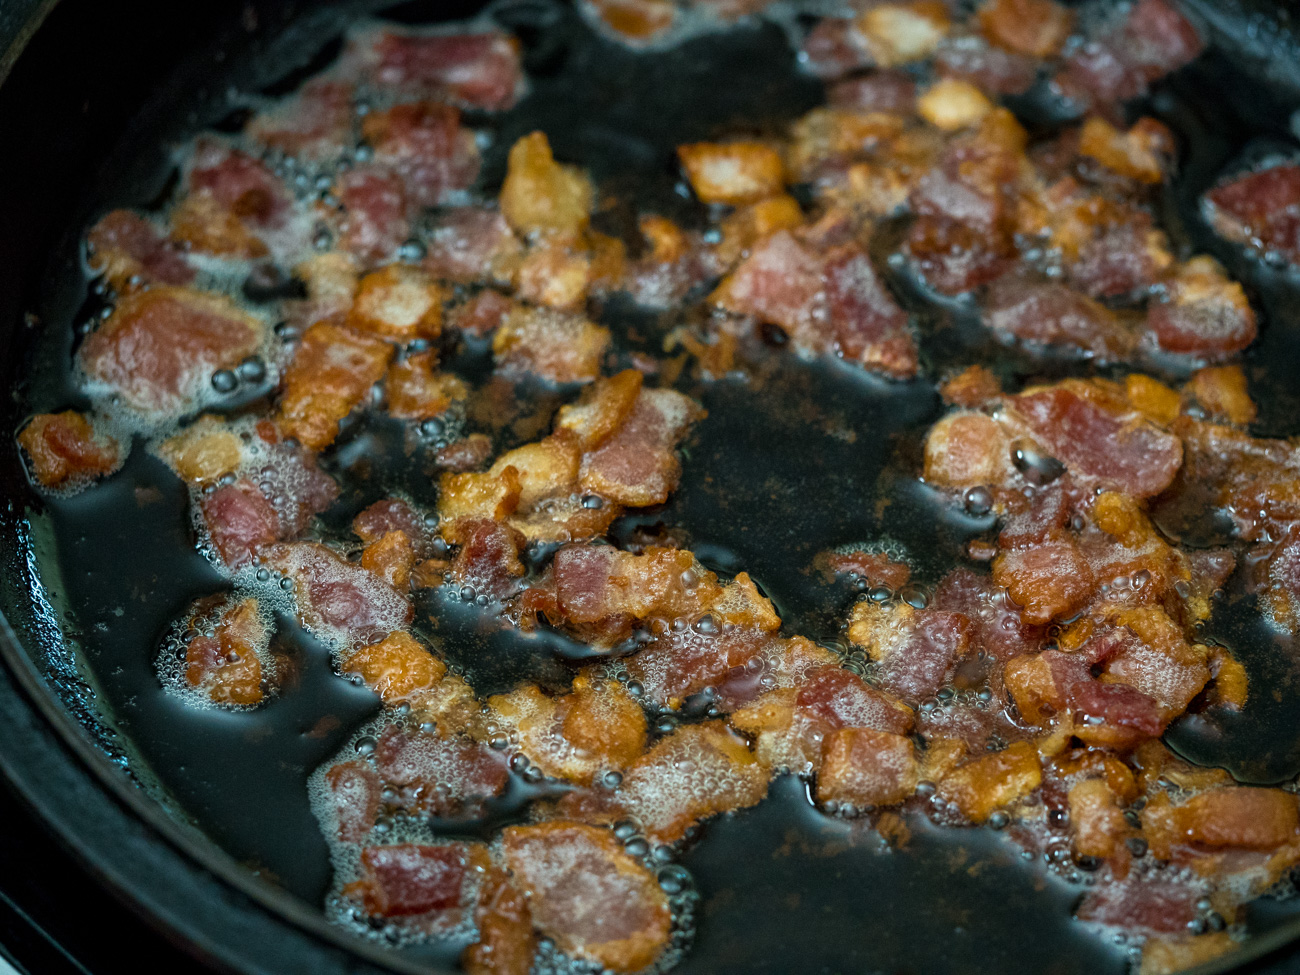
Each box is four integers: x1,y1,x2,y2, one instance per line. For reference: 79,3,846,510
448,289,516,337
1078,116,1175,185
857,2,951,68
1147,256,1258,358
337,167,410,264
275,321,393,450
344,28,524,111
500,132,593,238
977,0,1072,58
918,78,995,132
201,480,280,568
504,825,671,973
932,568,1042,661
86,210,193,291
626,625,772,710
993,533,1095,625
936,739,1041,822
183,597,270,706
1204,163,1300,265
373,725,509,817
267,541,412,649
1014,384,1183,498
923,411,1014,489
463,868,535,975
817,728,918,807
343,631,445,704
353,498,438,558
847,601,974,701
386,351,467,420
449,518,526,599
678,141,785,206
713,231,917,377
324,761,381,842
18,411,120,489
1142,787,1300,859
799,18,872,81
939,364,1001,408
362,101,480,208
172,140,288,258
933,36,1038,96
826,71,917,113
347,265,446,341
353,842,481,918
823,548,912,590
984,276,1133,360
79,287,263,413
247,79,354,160
1075,872,1202,935
616,722,771,843
583,0,677,44
579,387,704,506
492,306,609,384
904,214,1014,294
426,208,523,286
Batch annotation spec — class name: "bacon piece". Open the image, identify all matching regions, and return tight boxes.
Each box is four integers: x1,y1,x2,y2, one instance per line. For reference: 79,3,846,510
183,597,270,706
450,519,526,600
86,210,193,291
158,417,244,486
627,626,775,711
247,79,353,160
678,141,785,205
488,674,647,784
386,352,467,421
936,739,1041,822
799,18,872,81
201,480,280,568
579,387,704,505
1014,385,1183,498
847,601,974,701
1078,116,1175,185
918,79,994,132
555,369,643,451
993,533,1095,625
939,364,1001,408
173,140,288,258
275,322,393,450
1075,873,1201,935
353,843,481,918
857,2,951,68
323,761,381,842
1184,366,1256,427
373,726,509,817
337,168,409,264
617,722,771,843
922,411,1013,489
1099,606,1210,717
343,632,445,705
500,132,593,238
463,868,535,975
932,568,1042,661
818,728,918,807
1204,163,1300,265
583,0,677,44
348,265,447,341
934,36,1038,96
267,542,412,650
344,28,523,110
18,411,120,489
503,823,669,972
1147,256,1257,358
713,231,917,377
492,306,609,384
905,214,1014,294
1049,192,1173,299
362,101,480,208
1142,787,1300,859
984,276,1133,360
426,208,523,285
827,71,917,113
977,0,1072,58
79,287,263,413
823,548,912,590
448,290,516,338
353,498,438,558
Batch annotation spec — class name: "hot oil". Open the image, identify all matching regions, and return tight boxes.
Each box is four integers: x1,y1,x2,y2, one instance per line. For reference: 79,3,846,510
15,0,1300,970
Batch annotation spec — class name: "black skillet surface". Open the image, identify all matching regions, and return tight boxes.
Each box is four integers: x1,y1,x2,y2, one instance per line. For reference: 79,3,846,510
6,0,1300,973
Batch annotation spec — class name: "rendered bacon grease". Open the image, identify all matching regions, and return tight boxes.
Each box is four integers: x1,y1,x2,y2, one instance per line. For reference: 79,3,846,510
15,0,1300,972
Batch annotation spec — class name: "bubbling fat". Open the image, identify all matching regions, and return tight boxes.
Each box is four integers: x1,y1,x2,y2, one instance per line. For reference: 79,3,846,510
155,592,278,710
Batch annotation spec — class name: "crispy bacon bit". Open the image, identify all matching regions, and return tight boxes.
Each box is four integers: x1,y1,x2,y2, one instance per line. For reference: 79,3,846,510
713,231,917,377
827,71,917,113
344,28,523,111
386,351,468,420
337,168,409,264
1204,162,1300,265
579,387,703,505
361,530,416,591
515,236,594,310
617,722,771,843
678,141,785,206
247,79,354,160
158,417,243,485
183,597,270,706
923,411,1012,489
343,631,445,704
847,601,975,701
463,868,535,975
1075,873,1201,935
1142,787,1300,859
502,823,671,972
352,843,482,918
1078,116,1175,185
450,519,526,599
324,761,381,842
585,0,678,43
201,481,280,568
823,548,912,590
362,101,480,208
1147,256,1257,358
267,542,412,649
936,740,1041,822
492,306,609,384
917,79,994,132
353,498,437,556
799,18,872,81
488,674,647,784
993,535,1095,625
500,132,593,238
1014,384,1183,498
18,411,120,489
86,210,193,290
348,265,447,341
984,276,1133,360
275,321,393,450
438,433,494,473
818,728,919,807
173,140,288,257
939,364,1001,408
374,726,509,816
79,287,263,413
977,0,1072,58
555,369,643,451
857,2,951,68
426,208,523,285
449,289,516,337
1184,366,1256,427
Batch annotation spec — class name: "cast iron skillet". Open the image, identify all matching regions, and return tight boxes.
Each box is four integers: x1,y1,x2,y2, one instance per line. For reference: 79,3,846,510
5,1,1300,973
